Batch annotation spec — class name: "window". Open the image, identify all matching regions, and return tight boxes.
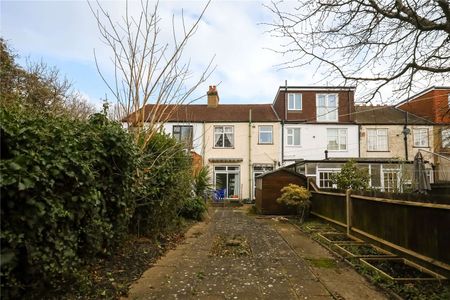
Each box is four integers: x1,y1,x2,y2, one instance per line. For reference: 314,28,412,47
288,93,302,110
317,169,340,188
327,128,347,151
367,128,388,151
258,125,273,144
442,129,450,148
214,166,240,198
413,128,429,147
172,125,193,148
214,126,234,148
316,94,338,121
383,169,399,192
286,128,301,146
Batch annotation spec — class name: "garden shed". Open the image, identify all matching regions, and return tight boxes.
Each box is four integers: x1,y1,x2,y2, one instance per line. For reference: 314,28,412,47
255,168,308,215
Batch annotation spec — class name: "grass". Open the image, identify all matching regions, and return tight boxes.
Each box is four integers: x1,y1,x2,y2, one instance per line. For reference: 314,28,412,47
306,258,337,268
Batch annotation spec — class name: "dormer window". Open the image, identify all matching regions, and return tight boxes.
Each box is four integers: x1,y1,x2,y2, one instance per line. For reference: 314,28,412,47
288,93,302,110
316,94,338,121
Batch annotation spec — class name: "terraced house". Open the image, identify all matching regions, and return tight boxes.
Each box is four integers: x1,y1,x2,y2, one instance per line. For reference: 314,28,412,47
126,86,281,201
124,84,450,196
354,104,435,191
271,85,360,188
395,86,450,182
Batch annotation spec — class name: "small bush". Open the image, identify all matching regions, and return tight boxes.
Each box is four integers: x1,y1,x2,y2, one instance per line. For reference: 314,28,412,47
277,184,311,222
180,197,207,221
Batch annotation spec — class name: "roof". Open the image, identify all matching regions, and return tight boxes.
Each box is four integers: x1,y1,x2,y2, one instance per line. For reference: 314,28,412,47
123,104,279,123
291,158,415,164
277,86,356,91
354,105,434,125
256,167,307,179
395,86,450,107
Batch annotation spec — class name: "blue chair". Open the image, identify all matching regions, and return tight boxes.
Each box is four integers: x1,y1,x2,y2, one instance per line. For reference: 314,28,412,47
213,188,226,202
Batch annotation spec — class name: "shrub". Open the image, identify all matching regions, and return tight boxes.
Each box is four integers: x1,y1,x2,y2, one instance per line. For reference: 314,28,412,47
0,107,138,298
193,166,212,199
179,197,207,221
130,132,193,236
277,184,311,222
331,160,370,191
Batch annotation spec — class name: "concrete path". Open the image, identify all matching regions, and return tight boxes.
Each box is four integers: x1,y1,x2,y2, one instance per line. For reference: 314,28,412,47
126,208,386,300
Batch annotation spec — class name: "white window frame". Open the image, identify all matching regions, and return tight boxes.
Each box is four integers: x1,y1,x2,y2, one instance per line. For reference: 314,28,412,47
381,167,400,192
214,166,240,199
214,125,234,148
316,94,338,122
327,128,348,151
258,125,273,144
317,168,340,188
286,127,301,146
367,128,389,151
288,93,302,111
442,129,450,148
413,128,429,148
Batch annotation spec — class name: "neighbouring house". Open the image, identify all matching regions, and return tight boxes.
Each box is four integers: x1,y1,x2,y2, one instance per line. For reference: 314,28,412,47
395,87,450,182
355,104,435,187
124,86,281,201
271,86,359,163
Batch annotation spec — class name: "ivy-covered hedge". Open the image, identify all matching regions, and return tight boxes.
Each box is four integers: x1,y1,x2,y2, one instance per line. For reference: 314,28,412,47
0,107,138,298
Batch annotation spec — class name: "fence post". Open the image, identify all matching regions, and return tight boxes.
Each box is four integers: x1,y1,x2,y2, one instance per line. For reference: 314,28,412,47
346,189,352,235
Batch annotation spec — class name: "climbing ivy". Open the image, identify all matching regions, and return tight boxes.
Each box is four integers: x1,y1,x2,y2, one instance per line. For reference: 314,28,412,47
0,107,138,298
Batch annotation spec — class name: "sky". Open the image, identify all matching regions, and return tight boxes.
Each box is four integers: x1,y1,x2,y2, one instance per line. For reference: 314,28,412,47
3,1,445,110
2,0,318,110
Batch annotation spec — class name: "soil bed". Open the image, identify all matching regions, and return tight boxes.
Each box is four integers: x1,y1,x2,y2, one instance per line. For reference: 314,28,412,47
338,244,391,257
320,232,358,242
367,259,434,279
59,221,194,299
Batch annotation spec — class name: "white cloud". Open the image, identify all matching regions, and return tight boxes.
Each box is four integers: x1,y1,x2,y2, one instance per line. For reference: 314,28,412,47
0,0,322,106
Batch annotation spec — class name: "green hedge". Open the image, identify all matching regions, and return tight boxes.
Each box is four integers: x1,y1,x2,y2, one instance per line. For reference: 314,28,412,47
131,132,193,236
0,108,138,298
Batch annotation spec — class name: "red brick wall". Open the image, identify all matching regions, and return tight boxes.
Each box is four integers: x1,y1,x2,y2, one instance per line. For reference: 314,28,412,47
398,89,450,124
273,89,355,123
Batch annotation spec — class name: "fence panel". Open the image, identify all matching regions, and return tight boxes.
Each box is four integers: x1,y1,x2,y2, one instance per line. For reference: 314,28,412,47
310,190,450,273
311,192,346,225
351,196,450,266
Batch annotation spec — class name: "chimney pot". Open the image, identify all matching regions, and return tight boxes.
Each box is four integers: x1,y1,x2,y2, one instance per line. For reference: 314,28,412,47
207,85,219,108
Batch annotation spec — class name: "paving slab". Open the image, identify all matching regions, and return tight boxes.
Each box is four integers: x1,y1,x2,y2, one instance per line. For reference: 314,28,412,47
126,208,386,300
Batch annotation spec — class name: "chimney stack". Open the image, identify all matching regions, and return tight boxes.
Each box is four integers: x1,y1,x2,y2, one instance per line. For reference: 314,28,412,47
207,85,219,108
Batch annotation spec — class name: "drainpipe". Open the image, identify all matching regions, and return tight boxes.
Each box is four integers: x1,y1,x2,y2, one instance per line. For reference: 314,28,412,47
402,111,410,161
358,124,361,158
248,109,252,201
282,80,288,165
281,120,285,165
202,121,206,166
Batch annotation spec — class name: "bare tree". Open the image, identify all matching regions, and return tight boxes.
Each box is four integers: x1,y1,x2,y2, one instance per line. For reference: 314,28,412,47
0,39,96,119
89,0,215,150
266,0,450,102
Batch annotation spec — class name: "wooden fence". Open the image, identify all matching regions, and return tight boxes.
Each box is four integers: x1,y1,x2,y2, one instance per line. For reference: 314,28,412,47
308,182,450,276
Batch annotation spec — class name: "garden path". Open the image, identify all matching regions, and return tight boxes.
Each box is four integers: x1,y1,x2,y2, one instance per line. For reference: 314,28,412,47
126,207,386,300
